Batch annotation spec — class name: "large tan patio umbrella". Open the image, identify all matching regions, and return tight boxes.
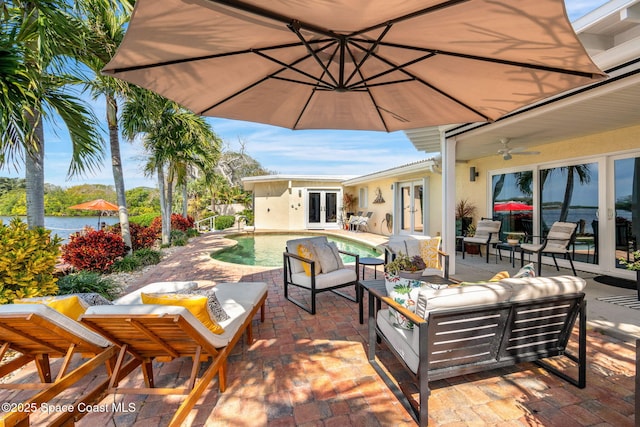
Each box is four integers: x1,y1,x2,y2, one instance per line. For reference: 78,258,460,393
103,0,605,132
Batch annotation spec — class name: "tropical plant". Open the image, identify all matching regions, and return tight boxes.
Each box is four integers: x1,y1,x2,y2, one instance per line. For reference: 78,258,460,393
1,0,104,229
121,88,220,245
619,250,640,271
0,218,61,303
56,270,120,300
215,215,235,230
61,228,128,273
385,253,426,275
74,0,134,251
455,198,477,220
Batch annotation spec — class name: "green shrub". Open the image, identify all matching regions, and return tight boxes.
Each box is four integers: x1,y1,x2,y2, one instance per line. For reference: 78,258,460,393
186,228,200,238
171,230,188,246
56,271,121,300
128,213,159,227
215,215,235,230
111,256,141,272
239,209,254,226
132,248,162,266
0,218,62,304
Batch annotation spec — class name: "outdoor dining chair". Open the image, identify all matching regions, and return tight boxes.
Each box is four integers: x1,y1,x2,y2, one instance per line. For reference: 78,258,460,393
462,218,502,263
520,221,578,276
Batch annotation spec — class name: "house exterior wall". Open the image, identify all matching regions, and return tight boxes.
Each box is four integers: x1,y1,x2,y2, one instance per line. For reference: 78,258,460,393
250,179,344,230
456,124,640,223
344,170,442,236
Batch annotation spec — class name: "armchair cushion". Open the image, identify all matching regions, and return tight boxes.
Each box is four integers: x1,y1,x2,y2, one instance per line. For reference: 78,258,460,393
286,236,329,274
290,268,357,289
419,237,441,269
297,242,320,276
313,241,344,273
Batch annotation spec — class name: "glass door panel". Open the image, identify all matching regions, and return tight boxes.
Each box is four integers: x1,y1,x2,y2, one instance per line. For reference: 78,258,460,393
614,157,639,269
307,190,339,228
308,192,321,224
325,192,337,223
539,162,599,264
399,182,424,234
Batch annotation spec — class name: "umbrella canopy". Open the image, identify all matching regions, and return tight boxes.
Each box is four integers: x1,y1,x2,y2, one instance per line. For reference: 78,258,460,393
103,0,605,132
494,201,533,212
69,199,119,228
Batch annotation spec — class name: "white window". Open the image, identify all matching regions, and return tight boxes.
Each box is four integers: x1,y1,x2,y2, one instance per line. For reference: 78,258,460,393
359,187,368,209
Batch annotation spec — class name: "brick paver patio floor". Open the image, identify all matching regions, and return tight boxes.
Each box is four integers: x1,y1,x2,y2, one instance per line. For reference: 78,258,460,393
1,232,636,426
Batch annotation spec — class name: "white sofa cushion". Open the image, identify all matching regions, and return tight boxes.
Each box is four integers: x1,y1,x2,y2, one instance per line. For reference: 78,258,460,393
113,281,198,305
290,268,357,289
414,283,513,319
377,308,420,374
503,275,586,301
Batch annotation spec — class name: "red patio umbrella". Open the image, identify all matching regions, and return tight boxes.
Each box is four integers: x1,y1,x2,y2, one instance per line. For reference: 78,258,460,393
68,199,119,228
493,201,533,212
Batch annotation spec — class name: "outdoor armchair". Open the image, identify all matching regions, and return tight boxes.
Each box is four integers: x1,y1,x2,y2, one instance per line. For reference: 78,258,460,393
283,236,359,314
520,221,578,276
384,235,450,279
462,219,502,263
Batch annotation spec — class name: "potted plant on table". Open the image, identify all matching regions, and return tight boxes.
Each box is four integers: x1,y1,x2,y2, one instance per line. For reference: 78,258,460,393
385,253,426,280
464,223,480,254
618,250,640,300
506,233,521,245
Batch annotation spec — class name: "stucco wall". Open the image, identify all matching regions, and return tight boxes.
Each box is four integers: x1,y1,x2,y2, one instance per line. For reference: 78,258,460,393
457,124,640,223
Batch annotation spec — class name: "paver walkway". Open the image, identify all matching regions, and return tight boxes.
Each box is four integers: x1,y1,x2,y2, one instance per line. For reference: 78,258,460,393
1,232,637,426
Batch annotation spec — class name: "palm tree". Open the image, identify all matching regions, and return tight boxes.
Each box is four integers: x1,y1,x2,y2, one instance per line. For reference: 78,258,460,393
74,0,134,251
541,164,591,223
121,89,220,245
2,0,104,228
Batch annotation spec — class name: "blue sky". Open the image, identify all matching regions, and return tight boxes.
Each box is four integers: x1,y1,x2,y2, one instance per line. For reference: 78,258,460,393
1,0,611,190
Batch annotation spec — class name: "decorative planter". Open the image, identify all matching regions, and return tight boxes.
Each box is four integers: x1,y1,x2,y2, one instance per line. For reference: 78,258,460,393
465,243,480,254
398,270,425,280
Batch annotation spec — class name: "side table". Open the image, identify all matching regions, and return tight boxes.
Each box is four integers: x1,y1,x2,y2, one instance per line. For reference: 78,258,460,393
496,242,521,268
359,257,384,280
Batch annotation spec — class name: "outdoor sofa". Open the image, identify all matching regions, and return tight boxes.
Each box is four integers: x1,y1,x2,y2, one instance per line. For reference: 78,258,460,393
368,275,586,426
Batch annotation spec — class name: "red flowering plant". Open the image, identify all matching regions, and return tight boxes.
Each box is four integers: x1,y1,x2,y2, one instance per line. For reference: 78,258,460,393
61,228,128,273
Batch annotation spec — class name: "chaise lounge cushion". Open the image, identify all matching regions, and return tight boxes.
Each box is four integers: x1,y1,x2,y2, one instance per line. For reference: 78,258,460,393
3,303,112,347
113,281,198,305
14,295,88,320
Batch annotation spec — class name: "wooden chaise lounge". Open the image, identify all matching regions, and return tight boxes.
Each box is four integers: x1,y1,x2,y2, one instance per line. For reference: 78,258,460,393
0,304,118,427
77,282,267,427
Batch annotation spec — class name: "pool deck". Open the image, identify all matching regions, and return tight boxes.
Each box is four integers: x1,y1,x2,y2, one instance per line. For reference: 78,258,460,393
2,230,637,426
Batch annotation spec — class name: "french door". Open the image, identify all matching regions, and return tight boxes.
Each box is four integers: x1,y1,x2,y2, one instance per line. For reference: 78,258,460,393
307,190,339,229
398,181,424,234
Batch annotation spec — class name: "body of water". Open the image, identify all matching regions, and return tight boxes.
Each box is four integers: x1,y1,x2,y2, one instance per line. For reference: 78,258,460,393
0,216,121,241
212,233,381,267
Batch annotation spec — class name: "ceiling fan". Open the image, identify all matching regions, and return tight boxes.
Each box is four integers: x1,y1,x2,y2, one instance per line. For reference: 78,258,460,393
497,138,540,160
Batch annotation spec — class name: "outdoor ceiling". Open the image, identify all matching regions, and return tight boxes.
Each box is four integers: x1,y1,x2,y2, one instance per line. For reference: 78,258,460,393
405,0,640,161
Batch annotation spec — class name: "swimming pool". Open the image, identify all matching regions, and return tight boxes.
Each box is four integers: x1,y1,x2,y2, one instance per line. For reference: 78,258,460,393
211,233,381,267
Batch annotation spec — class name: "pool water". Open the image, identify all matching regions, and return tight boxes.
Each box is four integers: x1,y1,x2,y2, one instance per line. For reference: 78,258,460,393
212,233,381,267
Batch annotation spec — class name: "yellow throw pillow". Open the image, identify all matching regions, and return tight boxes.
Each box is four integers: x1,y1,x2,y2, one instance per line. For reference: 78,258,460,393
419,237,441,269
297,243,321,276
490,271,510,281
14,295,87,320
140,293,225,335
